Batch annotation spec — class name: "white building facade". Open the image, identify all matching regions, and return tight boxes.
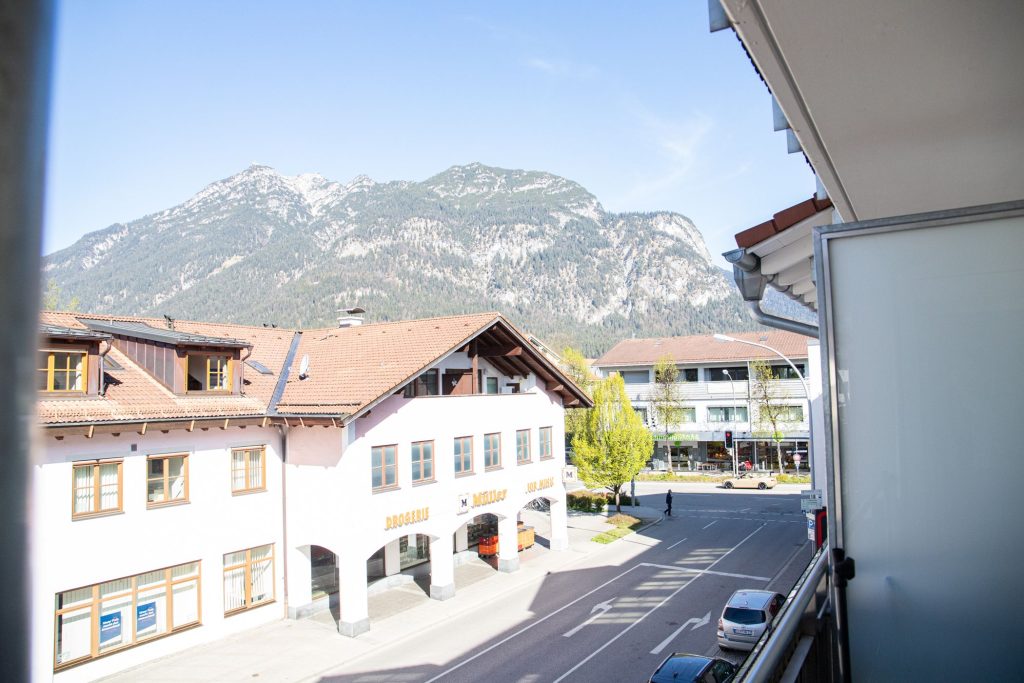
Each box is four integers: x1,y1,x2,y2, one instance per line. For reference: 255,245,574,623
593,331,812,472
33,311,588,682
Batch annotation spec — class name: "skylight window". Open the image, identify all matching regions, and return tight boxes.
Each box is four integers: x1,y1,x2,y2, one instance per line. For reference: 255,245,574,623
245,359,274,376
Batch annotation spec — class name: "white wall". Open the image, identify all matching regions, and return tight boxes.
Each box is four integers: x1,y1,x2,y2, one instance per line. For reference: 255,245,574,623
33,427,285,683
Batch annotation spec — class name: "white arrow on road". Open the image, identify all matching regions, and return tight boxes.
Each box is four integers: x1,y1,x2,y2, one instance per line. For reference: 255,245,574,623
649,611,712,655
562,599,614,638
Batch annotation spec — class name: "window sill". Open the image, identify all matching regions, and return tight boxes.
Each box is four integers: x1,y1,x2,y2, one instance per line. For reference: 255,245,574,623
71,509,124,521
146,499,189,510
412,479,436,487
455,471,475,478
540,456,555,461
484,465,503,472
231,487,267,497
224,599,276,617
372,486,400,495
517,460,533,466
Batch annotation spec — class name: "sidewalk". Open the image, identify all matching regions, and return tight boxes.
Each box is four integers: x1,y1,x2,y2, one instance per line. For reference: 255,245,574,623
100,508,659,682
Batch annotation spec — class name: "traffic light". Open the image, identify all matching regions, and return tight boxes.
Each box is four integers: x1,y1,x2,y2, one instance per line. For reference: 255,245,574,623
724,430,734,449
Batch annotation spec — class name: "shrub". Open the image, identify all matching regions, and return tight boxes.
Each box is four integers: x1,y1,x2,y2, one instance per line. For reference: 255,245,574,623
567,491,608,512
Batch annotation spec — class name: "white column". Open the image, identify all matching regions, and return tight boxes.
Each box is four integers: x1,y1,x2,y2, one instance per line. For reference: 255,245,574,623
455,526,469,553
338,556,369,637
429,533,456,600
497,515,520,573
285,545,314,618
384,538,401,577
549,497,569,551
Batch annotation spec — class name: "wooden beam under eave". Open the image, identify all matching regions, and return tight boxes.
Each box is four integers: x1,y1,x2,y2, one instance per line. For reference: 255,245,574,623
564,398,580,407
221,418,230,430
138,422,148,435
187,420,195,433
261,416,268,428
549,384,564,393
86,425,94,439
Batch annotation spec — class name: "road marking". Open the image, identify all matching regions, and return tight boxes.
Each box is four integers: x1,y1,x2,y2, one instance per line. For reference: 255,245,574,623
666,537,688,551
552,524,767,683
702,520,717,529
642,563,769,582
422,564,646,683
766,539,811,588
563,598,614,638
650,611,711,655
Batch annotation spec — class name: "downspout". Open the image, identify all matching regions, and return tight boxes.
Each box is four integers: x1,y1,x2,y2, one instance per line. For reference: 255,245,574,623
98,339,112,395
724,249,818,338
279,422,289,617
239,345,252,395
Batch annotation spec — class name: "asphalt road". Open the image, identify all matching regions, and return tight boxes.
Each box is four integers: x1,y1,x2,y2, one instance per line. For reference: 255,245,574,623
329,485,810,683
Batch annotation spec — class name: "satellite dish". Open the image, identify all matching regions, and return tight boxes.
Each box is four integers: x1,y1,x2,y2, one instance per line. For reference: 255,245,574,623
299,355,310,379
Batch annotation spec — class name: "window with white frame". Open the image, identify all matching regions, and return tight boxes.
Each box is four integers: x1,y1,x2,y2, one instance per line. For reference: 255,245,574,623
223,544,274,614
708,406,748,422
778,405,805,421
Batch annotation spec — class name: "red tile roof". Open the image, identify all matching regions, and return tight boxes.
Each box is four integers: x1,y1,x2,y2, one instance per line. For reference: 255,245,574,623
594,330,810,367
735,196,832,249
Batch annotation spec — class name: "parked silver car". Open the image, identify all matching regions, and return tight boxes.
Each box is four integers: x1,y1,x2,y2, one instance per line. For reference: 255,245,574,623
717,589,785,651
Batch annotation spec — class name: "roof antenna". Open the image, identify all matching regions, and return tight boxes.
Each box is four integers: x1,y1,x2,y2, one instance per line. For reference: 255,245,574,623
298,354,310,380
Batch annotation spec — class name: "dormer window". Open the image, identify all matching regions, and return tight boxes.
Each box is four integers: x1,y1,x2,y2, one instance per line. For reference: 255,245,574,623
38,350,86,393
187,353,231,392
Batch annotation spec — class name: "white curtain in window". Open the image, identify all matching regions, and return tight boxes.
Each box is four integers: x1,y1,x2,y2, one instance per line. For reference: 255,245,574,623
248,450,262,488
223,567,246,611
74,466,94,513
231,451,246,490
99,463,119,510
172,580,199,628
250,545,273,603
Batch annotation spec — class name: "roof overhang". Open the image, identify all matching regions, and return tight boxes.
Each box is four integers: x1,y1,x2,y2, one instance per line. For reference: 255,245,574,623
80,318,252,349
718,0,1024,221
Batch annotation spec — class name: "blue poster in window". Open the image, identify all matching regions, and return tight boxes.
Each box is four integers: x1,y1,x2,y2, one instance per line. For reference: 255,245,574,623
99,611,122,645
136,601,156,633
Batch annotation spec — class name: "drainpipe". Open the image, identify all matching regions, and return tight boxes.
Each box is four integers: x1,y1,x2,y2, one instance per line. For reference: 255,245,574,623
724,249,818,338
279,422,289,617
98,339,112,395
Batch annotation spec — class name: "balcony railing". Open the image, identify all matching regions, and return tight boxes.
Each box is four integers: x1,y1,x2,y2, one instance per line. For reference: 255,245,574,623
734,545,836,682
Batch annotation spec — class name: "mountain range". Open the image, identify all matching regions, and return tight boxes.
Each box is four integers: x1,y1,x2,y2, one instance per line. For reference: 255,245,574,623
43,163,792,355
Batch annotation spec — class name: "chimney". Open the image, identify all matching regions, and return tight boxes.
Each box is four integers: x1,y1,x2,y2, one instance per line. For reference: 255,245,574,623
337,306,366,328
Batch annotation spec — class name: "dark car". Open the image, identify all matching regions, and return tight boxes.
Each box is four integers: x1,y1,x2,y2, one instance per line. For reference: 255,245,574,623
649,653,737,683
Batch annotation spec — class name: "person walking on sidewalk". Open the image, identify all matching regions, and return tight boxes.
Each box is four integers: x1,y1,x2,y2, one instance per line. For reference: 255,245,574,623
665,489,673,516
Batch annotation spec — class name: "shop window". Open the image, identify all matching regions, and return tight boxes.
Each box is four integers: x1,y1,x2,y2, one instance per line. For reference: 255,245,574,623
53,562,200,670
72,460,122,518
146,453,188,506
223,544,275,614
539,427,553,460
484,433,501,469
371,445,398,490
411,440,434,483
39,350,87,393
516,429,531,464
454,436,473,476
231,446,266,494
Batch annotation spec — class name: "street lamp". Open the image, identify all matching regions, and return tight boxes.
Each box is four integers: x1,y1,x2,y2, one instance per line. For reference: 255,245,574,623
722,368,738,476
714,334,811,475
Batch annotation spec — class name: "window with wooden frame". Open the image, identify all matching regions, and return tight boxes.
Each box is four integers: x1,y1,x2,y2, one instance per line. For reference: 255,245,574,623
223,544,275,614
371,445,398,490
411,441,434,483
39,350,87,393
516,429,531,464
146,453,188,506
186,353,231,392
231,446,266,494
484,433,501,469
72,460,122,518
53,561,200,670
454,436,473,476
539,427,553,460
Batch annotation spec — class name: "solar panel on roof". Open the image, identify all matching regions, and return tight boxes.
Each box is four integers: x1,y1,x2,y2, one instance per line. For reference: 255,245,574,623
246,359,274,375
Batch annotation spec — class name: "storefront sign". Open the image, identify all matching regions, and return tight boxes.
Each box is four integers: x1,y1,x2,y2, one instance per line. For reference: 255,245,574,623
99,612,122,645
457,494,469,515
665,432,699,442
562,466,578,482
472,489,507,507
526,477,555,494
136,601,157,633
385,506,430,530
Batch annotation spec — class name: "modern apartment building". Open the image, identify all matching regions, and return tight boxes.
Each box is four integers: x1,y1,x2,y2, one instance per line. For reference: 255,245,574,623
593,331,811,472
33,310,588,682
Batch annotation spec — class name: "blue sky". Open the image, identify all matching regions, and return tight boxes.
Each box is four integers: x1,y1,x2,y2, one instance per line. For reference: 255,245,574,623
45,1,815,264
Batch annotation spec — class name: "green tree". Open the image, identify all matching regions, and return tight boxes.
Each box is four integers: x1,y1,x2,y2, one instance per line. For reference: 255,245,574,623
572,373,654,512
749,359,795,472
650,356,683,471
560,346,595,439
41,278,79,311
